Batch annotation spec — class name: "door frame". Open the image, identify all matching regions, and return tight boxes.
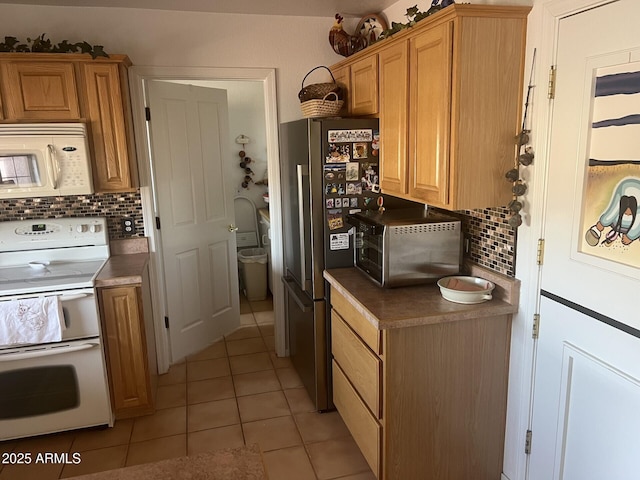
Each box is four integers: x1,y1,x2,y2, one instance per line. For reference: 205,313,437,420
128,66,284,373
506,1,620,479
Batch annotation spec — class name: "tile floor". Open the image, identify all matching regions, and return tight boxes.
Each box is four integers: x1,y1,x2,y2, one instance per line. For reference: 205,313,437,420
0,295,375,480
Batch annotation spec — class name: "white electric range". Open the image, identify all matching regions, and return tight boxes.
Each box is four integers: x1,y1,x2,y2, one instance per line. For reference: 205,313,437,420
0,217,113,441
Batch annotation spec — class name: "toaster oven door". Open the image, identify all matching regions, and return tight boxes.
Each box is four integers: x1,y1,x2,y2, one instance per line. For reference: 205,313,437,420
350,216,384,285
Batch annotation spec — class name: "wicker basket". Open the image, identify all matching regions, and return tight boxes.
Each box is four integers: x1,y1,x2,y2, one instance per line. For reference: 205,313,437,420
298,66,342,103
300,92,344,118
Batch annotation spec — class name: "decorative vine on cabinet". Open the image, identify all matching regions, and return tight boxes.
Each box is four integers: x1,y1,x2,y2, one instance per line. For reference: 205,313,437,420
330,5,531,210
0,53,138,192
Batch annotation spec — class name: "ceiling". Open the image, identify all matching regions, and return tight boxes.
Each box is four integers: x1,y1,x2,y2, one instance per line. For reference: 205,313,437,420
0,0,399,17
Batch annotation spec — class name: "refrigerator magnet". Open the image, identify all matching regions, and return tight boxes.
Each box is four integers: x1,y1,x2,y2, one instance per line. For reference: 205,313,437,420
361,163,379,192
324,164,345,181
326,144,351,163
372,131,380,157
345,162,359,181
335,198,343,208
350,197,358,208
346,183,362,195
326,198,334,209
327,211,344,230
329,233,350,250
353,142,368,159
328,129,373,143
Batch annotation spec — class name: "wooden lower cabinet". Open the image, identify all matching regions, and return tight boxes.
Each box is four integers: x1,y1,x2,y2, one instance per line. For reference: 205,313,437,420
330,286,511,480
99,283,155,419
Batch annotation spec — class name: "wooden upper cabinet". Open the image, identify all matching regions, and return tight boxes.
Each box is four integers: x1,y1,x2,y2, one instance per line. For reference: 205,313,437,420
350,55,378,115
331,65,351,116
80,62,137,192
408,21,453,206
332,55,379,116
0,61,80,119
379,41,409,196
0,53,138,193
330,5,530,210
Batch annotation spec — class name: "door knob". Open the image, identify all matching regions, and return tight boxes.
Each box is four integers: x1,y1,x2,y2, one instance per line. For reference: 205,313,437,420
228,224,239,232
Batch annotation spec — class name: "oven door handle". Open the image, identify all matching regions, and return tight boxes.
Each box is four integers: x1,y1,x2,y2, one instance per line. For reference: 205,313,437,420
0,342,99,362
59,293,91,302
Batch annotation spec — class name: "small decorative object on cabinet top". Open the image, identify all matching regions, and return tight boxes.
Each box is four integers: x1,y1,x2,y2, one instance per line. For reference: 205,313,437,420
329,13,367,57
0,34,108,58
377,0,455,42
298,66,343,118
298,66,342,103
356,14,388,47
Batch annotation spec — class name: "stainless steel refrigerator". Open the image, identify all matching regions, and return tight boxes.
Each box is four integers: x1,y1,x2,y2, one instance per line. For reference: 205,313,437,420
280,117,384,411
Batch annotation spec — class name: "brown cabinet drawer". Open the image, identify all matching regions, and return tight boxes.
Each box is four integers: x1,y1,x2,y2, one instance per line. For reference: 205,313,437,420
331,310,381,418
330,286,381,354
333,360,381,478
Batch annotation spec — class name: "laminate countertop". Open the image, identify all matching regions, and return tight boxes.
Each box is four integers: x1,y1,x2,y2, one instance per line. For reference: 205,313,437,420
95,237,149,288
323,263,520,330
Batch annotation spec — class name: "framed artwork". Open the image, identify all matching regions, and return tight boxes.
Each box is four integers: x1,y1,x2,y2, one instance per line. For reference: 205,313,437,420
580,62,640,267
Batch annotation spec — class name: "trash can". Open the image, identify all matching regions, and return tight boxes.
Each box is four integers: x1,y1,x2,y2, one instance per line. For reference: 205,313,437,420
238,248,268,301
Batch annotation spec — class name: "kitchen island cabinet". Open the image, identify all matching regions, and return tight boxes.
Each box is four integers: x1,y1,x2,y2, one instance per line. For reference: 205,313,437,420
330,5,530,210
0,53,138,192
96,246,157,419
324,265,519,480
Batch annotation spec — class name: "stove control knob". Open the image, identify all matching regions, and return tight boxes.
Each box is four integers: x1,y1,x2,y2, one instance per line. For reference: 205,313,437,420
76,224,87,233
90,224,100,233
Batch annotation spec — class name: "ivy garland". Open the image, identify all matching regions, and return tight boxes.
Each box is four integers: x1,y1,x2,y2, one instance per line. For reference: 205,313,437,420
376,0,455,42
0,34,108,59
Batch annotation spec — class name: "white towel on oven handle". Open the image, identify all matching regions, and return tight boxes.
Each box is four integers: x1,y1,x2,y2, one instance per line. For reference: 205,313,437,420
0,296,66,346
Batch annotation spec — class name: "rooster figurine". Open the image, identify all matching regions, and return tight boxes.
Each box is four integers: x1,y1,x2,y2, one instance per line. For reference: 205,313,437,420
329,14,367,57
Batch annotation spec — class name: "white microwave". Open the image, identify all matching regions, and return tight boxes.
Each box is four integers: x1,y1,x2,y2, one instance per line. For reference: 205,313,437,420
0,123,93,199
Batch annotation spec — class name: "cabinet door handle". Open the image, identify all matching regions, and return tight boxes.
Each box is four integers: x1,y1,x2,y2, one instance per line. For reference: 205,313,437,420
228,224,239,232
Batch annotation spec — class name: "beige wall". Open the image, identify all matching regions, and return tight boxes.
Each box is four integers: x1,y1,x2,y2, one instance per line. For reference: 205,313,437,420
0,4,344,122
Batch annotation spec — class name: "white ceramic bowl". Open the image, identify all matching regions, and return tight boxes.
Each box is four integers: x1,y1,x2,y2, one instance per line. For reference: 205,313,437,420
437,276,495,304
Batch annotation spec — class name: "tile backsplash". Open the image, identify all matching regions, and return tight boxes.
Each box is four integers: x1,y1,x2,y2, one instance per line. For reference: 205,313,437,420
459,206,516,277
431,205,516,277
0,191,516,277
0,191,144,240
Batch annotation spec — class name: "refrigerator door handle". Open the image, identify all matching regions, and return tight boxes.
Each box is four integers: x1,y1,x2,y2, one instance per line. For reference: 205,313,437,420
282,275,314,312
297,164,310,291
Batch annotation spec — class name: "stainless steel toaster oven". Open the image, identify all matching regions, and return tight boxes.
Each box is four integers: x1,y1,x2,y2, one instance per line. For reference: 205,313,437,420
347,208,462,287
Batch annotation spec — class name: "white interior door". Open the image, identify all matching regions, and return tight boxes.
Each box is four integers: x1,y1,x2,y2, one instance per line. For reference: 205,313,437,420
530,1,640,478
147,80,239,362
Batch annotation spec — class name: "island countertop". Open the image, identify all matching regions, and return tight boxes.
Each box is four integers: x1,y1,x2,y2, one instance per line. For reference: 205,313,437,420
323,263,520,330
